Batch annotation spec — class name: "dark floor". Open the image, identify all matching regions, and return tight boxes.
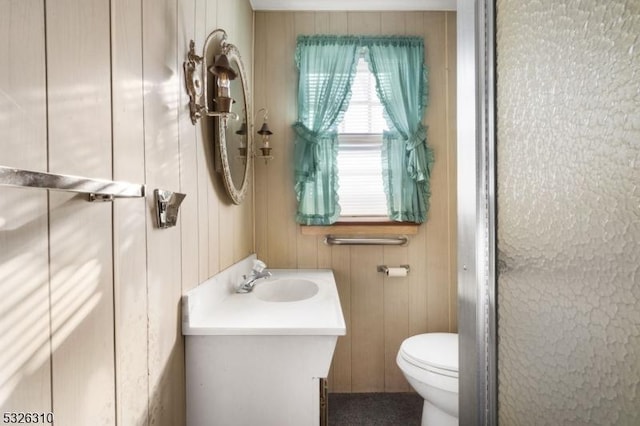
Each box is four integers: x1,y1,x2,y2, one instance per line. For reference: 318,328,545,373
328,393,422,426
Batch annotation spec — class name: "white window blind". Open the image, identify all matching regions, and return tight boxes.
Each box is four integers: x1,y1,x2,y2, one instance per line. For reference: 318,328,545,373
338,58,387,134
336,56,389,218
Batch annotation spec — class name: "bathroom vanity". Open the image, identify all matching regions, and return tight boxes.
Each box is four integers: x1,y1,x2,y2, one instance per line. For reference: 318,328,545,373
182,255,346,426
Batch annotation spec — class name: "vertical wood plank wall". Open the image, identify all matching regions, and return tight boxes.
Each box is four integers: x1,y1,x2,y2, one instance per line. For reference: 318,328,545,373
254,11,457,393
0,0,254,424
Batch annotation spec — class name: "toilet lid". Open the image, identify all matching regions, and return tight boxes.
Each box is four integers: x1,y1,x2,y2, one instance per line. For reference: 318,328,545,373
399,333,458,373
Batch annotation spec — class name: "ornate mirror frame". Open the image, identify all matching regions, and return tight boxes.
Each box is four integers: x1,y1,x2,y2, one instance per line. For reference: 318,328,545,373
214,42,252,205
183,29,253,205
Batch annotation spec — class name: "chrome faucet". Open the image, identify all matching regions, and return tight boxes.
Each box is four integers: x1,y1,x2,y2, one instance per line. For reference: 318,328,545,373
237,259,272,293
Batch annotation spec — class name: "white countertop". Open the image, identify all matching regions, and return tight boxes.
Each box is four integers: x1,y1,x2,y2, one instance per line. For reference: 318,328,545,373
183,267,346,336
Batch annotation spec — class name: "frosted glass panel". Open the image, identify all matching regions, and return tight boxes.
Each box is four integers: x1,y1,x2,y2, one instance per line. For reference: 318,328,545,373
496,0,640,424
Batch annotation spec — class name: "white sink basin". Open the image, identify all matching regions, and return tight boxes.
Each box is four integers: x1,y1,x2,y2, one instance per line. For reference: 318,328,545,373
182,265,345,336
253,278,319,302
183,257,347,426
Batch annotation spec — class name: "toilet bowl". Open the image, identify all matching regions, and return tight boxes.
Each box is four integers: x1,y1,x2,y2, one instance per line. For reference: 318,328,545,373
396,333,458,426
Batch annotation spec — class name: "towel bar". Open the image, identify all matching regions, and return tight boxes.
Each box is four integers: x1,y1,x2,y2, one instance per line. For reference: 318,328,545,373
0,165,145,199
324,235,408,246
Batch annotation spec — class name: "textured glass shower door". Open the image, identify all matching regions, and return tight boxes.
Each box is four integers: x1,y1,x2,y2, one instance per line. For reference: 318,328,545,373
496,0,640,424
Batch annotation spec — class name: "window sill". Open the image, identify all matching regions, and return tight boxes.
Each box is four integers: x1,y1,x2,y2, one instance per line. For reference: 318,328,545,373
300,221,419,236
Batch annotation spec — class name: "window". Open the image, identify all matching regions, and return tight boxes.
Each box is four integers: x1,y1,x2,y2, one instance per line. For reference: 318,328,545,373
336,56,388,219
294,35,430,226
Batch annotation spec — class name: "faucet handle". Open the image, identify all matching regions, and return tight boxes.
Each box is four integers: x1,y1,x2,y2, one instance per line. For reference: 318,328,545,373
252,259,267,273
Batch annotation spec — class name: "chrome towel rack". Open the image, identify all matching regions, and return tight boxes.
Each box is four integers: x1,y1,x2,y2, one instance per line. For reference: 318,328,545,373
324,235,408,246
0,165,145,201
0,166,187,229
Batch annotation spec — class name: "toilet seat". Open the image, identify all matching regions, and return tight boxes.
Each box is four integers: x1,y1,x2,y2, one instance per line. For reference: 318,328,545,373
398,333,458,378
397,333,459,423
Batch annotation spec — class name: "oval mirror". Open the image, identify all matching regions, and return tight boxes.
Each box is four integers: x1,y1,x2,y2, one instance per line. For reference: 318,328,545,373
213,43,252,204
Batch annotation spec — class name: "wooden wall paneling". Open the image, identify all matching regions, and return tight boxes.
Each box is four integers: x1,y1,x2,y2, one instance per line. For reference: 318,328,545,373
345,12,385,393
329,245,352,392
350,246,385,392
194,0,210,282
282,10,300,269
347,11,381,35
405,13,430,338
319,237,333,390
236,0,254,266
178,0,200,293
142,0,185,423
217,0,236,35
219,5,231,269
404,13,428,339
225,123,241,266
294,11,315,36
201,0,257,271
381,12,405,35
111,0,149,424
446,11,458,332
422,12,451,332
205,0,222,276
216,139,236,267
46,0,116,423
382,244,410,391
216,0,237,271
408,227,429,336
405,11,424,37
215,0,262,264
232,0,256,264
296,234,318,268
235,0,254,266
314,12,330,33
215,0,232,270
264,12,297,268
47,0,115,419
254,12,269,263
205,0,218,28
317,238,332,269
254,11,457,393
293,12,319,269
328,11,348,34
0,0,50,414
239,175,254,259
0,0,47,169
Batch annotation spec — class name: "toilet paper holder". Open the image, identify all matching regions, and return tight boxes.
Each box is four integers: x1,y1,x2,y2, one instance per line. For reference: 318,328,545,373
377,265,410,274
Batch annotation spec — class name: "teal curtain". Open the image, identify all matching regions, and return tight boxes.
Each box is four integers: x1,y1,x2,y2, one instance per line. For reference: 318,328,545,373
293,35,432,224
364,37,433,223
293,36,359,225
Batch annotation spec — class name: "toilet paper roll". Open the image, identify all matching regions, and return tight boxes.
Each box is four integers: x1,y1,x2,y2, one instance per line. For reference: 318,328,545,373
386,267,408,277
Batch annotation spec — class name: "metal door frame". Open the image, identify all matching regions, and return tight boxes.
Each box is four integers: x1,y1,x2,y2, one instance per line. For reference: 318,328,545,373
457,0,497,424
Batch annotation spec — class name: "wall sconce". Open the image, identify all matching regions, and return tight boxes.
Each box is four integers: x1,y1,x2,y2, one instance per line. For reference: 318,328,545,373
209,53,237,113
183,29,238,124
235,120,248,158
256,108,273,162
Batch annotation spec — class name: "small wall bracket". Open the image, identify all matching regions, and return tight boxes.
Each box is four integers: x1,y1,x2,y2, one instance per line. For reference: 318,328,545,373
154,189,186,229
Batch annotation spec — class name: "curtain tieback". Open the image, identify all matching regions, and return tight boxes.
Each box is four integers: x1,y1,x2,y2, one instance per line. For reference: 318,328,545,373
293,122,321,144
293,122,336,180
405,125,427,151
293,122,320,181
405,125,428,182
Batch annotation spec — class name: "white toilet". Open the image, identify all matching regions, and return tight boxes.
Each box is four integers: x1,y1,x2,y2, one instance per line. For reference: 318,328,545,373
396,333,458,426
